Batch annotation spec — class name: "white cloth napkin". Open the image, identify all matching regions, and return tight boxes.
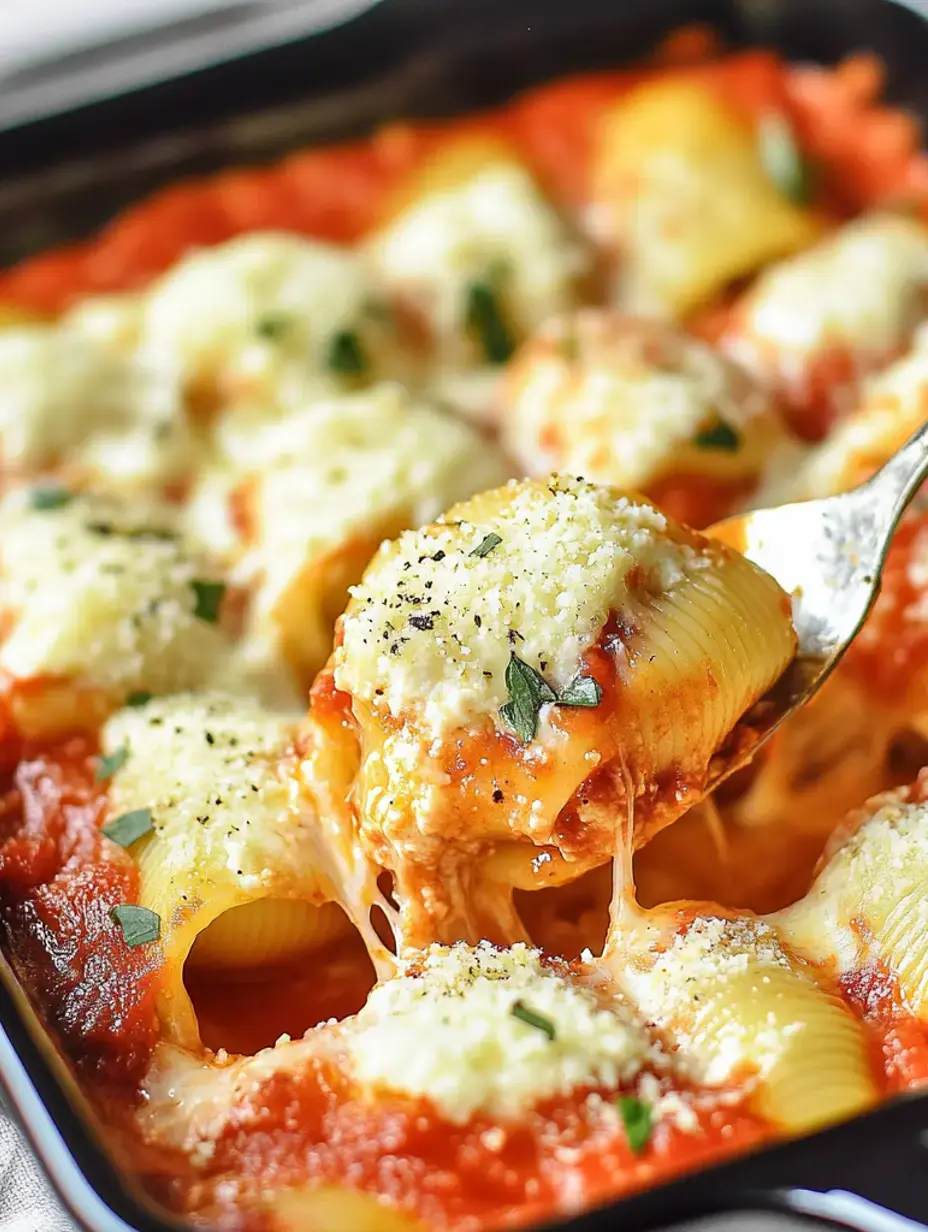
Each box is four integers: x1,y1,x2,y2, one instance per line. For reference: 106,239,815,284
0,1114,74,1231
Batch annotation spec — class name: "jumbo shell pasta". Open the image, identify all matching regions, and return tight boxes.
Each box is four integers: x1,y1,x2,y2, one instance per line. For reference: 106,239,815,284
313,475,795,949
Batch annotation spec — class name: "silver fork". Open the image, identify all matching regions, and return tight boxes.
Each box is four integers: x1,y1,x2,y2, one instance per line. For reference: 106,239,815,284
705,420,928,793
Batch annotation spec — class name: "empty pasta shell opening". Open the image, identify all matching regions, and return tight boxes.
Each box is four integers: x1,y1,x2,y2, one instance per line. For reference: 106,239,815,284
185,902,375,1055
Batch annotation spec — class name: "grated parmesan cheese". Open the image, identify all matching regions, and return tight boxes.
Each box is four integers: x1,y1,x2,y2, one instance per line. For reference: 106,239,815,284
103,693,317,898
502,311,778,490
0,490,228,693
345,942,655,1122
336,475,704,737
623,917,796,1086
778,797,928,980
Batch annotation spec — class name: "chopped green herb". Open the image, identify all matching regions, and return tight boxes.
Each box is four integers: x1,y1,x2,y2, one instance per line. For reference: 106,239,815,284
102,808,153,848
500,653,556,744
465,281,515,365
126,691,153,708
694,420,741,452
94,745,129,782
470,532,503,559
190,579,226,623
109,903,160,946
255,313,292,340
758,112,815,206
557,674,603,708
510,1000,556,1040
30,486,73,512
326,328,369,376
84,521,179,542
617,1096,653,1154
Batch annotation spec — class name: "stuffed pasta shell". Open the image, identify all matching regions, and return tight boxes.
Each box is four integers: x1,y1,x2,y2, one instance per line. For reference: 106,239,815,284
188,382,508,693
136,941,771,1229
0,325,194,492
0,489,240,739
721,212,928,437
306,475,796,950
777,774,928,1019
137,232,395,414
619,913,876,1132
500,310,789,527
366,136,589,418
590,80,819,319
97,692,381,1050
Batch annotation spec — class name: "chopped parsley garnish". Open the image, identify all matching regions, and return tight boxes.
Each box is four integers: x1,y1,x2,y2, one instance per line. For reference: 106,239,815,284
255,313,292,340
84,521,179,542
510,1000,556,1040
557,673,603,708
693,420,740,452
758,112,815,206
326,328,369,376
94,745,129,782
190,579,226,623
30,486,73,512
109,903,160,946
465,281,515,365
617,1096,653,1154
501,655,604,742
126,691,153,708
102,808,153,848
500,654,556,743
470,532,502,559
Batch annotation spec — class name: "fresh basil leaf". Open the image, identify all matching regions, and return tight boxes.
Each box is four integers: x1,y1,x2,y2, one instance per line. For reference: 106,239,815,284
465,281,515,365
102,808,153,848
501,653,556,743
109,903,160,946
510,1000,556,1040
693,420,740,452
470,532,502,558
126,691,153,708
30,486,73,512
255,313,292,340
190,579,226,623
617,1096,653,1154
557,674,603,708
758,112,815,205
327,329,368,376
94,745,129,782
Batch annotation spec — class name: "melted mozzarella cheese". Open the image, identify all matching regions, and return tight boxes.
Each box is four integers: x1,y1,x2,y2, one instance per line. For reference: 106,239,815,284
337,476,701,737
0,490,228,693
345,942,655,1122
368,153,586,349
724,213,928,378
502,311,781,489
138,232,386,404
0,325,192,487
191,383,508,686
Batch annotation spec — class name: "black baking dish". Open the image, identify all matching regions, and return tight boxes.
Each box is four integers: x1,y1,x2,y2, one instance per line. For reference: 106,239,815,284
2,2,928,1230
